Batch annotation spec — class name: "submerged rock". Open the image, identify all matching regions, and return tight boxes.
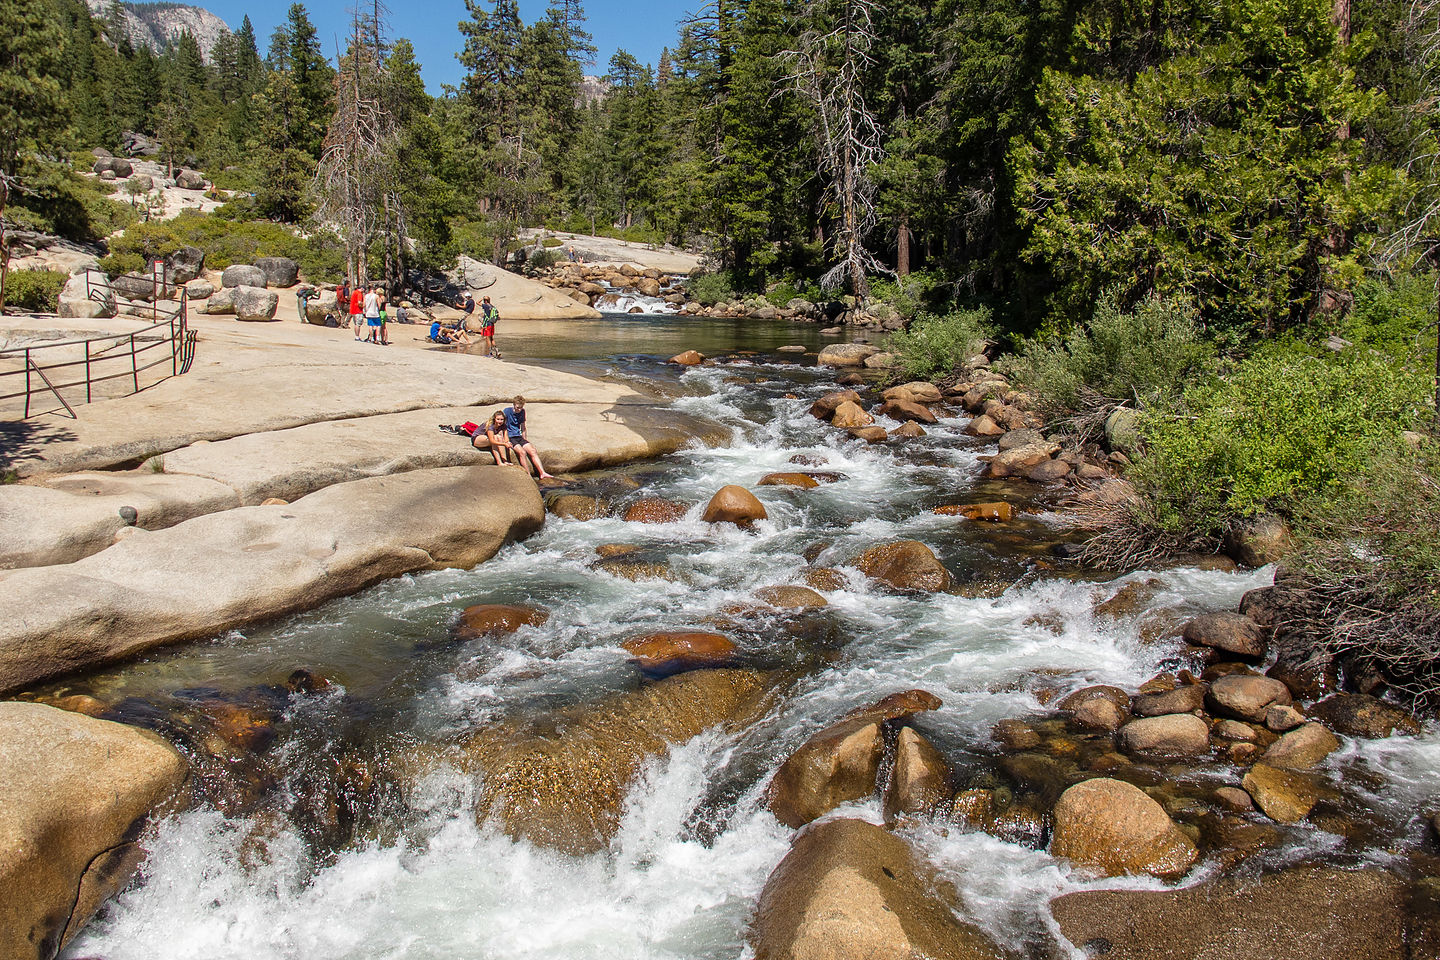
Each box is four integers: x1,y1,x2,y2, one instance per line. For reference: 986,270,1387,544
751,818,1005,960
883,726,951,821
1259,722,1339,770
757,472,820,489
934,502,1015,522
754,585,828,610
459,668,771,854
620,630,738,675
453,604,549,641
1242,763,1319,822
851,540,953,593
767,717,884,827
621,497,688,524
1182,612,1266,660
1310,693,1421,739
1207,674,1292,722
701,485,768,527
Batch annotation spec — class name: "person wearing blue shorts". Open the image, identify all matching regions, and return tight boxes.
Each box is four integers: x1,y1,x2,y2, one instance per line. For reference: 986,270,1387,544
502,396,554,479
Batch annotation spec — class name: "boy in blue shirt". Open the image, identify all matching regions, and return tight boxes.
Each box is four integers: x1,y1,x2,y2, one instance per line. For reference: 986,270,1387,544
502,396,554,479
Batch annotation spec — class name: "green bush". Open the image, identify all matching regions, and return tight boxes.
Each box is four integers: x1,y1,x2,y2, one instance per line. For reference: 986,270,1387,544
882,306,996,380
3,269,67,313
1001,292,1214,413
542,237,564,248
867,271,948,320
1130,342,1431,541
99,210,345,281
688,270,737,306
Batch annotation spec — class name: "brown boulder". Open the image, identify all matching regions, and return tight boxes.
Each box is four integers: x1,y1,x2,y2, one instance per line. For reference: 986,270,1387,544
462,669,770,854
1259,722,1340,770
808,390,862,421
1208,674,1292,722
963,415,1007,437
621,631,738,674
1311,693,1421,738
1051,866,1406,960
622,497,689,523
851,541,953,593
844,689,944,724
1242,763,1319,822
755,585,828,610
849,426,889,443
892,421,926,438
883,727,951,821
1131,683,1206,717
1117,714,1211,759
758,472,820,489
934,502,1015,522
1026,459,1072,482
454,604,550,640
1223,514,1293,567
751,818,1005,960
669,350,705,365
878,399,939,424
0,703,189,960
548,494,607,521
983,442,1059,478
701,485,768,526
1050,778,1198,879
1182,612,1266,659
1058,685,1131,714
830,400,874,428
804,567,848,591
767,718,883,827
882,382,943,404
1070,698,1127,733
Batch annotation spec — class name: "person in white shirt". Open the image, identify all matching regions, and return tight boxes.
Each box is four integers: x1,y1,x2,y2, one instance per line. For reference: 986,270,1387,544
362,286,381,343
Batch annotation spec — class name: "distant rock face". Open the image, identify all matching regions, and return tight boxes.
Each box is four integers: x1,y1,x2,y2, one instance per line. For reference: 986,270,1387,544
86,1,231,63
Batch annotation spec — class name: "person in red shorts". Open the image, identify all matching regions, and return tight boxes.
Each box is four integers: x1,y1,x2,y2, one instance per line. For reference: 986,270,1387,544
480,296,499,357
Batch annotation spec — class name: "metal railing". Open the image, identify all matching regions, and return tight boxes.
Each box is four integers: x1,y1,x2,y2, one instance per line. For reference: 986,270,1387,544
0,269,196,419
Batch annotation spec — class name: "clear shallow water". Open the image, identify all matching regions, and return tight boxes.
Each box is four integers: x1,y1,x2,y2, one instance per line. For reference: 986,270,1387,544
53,318,1440,960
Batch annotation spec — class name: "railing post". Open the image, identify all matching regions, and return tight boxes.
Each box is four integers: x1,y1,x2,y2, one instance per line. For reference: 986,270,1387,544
131,333,139,392
24,348,31,419
85,340,92,403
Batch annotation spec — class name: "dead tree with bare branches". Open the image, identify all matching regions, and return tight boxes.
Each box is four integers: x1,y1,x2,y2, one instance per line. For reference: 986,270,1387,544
781,0,885,299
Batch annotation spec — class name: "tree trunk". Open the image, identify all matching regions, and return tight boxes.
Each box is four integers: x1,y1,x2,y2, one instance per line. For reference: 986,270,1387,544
897,213,910,277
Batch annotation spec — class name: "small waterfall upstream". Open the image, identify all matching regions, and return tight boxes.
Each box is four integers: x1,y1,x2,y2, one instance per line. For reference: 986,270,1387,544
57,332,1440,960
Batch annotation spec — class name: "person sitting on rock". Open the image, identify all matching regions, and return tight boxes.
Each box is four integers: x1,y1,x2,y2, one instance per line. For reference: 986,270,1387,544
502,396,554,479
479,411,514,466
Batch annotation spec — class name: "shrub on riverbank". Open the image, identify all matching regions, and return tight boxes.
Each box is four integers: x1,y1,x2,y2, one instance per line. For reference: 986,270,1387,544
1000,292,1215,416
689,271,737,306
883,307,995,380
100,210,344,281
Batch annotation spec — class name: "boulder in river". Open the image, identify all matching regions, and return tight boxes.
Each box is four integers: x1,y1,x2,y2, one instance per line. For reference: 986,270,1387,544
767,717,883,827
1207,674,1292,722
669,350,705,365
458,668,771,854
758,472,820,489
851,540,953,593
809,390,863,421
548,494,607,521
622,497,688,523
620,630,737,676
1310,693,1421,738
1051,866,1407,960
453,604,549,641
701,485,768,527
983,442,1060,479
751,818,1005,960
1242,763,1320,822
883,382,943,404
754,585,827,610
1223,514,1293,567
878,399,938,424
817,343,879,367
1182,612,1266,659
934,502,1015,522
1050,777,1198,880
1259,722,1339,770
1117,714,1211,759
883,726,951,821
830,400,874,428
0,702,188,960
964,415,1006,437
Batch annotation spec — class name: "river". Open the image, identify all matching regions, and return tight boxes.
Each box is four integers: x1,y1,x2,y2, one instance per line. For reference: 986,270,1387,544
53,314,1440,959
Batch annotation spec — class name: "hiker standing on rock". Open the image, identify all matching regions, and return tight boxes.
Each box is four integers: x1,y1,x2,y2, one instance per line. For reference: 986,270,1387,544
480,296,499,358
338,279,351,328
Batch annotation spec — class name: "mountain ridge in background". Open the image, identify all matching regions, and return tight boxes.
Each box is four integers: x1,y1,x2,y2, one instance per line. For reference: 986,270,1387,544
86,0,231,62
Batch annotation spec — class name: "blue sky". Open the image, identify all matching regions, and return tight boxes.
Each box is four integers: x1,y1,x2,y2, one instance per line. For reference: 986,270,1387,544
200,0,692,92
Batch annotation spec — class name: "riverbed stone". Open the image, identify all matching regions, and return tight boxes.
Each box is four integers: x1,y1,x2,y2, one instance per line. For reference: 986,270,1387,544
454,604,549,640
751,818,1006,960
1050,866,1407,960
804,567,848,591
831,400,874,428
849,425,888,442
1182,612,1266,659
622,497,688,523
883,726,951,821
620,631,738,675
702,485,768,526
1070,697,1127,733
1207,674,1292,722
755,585,827,609
983,442,1060,479
1223,514,1293,567
1131,683,1206,717
818,343,879,367
1118,714,1211,759
878,399,938,424
883,382,943,404
548,493,607,520
767,718,883,827
934,502,1015,522
669,350,704,365
1259,722,1340,770
0,467,544,694
1265,704,1306,732
1243,763,1319,822
1026,458,1072,482
892,421,926,438
1310,693,1421,738
851,540,953,593
809,390,863,420
758,472,820,489
963,415,1006,437
1050,778,1198,879
458,668,770,854
0,702,189,960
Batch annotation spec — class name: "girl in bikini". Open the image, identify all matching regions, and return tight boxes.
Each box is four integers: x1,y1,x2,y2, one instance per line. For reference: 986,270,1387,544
480,411,514,466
